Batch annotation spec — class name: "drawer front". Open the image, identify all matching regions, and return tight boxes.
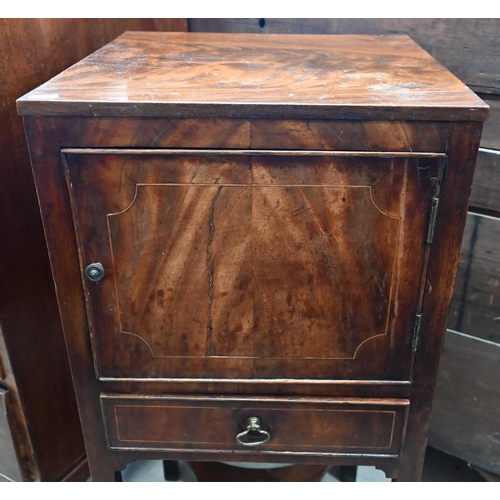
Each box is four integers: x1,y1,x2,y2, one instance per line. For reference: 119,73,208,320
65,150,443,381
101,394,409,457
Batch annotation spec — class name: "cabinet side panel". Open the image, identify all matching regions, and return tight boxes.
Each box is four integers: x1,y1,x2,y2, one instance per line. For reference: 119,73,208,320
23,116,123,481
397,121,483,481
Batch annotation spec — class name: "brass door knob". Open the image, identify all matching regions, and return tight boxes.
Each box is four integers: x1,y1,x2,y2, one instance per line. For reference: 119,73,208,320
236,417,271,447
85,263,105,282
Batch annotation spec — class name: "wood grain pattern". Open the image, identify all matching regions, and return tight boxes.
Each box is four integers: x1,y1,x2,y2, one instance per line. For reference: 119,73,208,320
65,151,442,380
110,183,397,360
34,117,454,153
447,213,500,343
249,120,452,152
428,331,500,474
17,32,488,121
101,394,408,456
189,18,500,93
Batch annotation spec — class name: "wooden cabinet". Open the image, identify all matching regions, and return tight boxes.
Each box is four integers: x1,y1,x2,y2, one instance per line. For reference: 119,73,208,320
17,32,487,481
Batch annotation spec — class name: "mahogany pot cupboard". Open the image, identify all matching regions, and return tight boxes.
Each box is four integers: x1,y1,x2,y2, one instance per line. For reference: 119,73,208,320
17,32,488,481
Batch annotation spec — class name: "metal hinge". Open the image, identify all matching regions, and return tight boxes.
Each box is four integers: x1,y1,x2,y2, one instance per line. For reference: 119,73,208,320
412,313,423,352
426,196,440,244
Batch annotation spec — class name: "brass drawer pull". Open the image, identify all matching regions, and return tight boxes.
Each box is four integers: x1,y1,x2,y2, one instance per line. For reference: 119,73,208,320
236,417,271,447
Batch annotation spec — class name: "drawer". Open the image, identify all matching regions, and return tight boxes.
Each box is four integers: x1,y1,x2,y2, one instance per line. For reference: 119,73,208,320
101,394,409,457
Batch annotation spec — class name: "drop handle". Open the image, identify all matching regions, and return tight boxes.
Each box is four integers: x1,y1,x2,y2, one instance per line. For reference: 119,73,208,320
236,417,271,447
85,262,105,282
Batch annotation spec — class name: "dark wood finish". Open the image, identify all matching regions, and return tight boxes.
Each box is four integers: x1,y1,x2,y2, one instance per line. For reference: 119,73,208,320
428,330,500,474
188,18,500,94
249,120,451,152
395,120,483,481
447,213,500,343
0,19,186,481
21,117,454,153
59,459,90,482
188,462,330,482
64,151,441,381
18,33,486,481
17,32,487,121
101,395,408,456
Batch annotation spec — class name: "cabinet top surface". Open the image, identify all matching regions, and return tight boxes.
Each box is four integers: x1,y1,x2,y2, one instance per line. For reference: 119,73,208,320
17,32,488,121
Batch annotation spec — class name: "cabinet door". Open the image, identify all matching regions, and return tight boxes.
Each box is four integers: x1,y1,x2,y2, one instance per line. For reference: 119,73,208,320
64,151,442,381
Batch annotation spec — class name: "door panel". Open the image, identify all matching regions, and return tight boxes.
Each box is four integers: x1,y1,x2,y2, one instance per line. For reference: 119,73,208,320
64,152,442,380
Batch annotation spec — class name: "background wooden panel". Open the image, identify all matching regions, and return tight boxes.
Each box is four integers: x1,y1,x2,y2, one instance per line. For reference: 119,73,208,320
188,18,500,93
428,331,500,474
447,213,500,344
478,95,500,150
469,148,500,213
0,18,186,481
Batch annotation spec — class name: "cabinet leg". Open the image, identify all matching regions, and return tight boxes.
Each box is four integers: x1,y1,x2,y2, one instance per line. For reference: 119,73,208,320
395,442,426,481
395,464,424,482
89,460,122,482
163,460,180,481
340,465,357,482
